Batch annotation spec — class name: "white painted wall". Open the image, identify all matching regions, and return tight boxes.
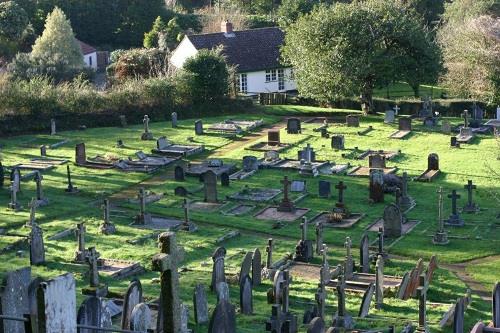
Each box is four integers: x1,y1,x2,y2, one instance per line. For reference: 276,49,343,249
240,68,296,94
170,37,198,69
83,52,98,70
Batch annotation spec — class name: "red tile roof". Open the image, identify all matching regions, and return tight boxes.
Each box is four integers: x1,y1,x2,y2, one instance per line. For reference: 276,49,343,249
77,39,97,55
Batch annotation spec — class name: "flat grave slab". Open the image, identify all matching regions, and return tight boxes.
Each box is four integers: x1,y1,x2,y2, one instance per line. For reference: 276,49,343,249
152,144,204,157
254,206,309,222
347,166,397,177
11,158,68,171
416,169,440,182
190,201,224,212
228,188,281,202
366,219,420,235
223,204,255,216
247,141,290,152
208,119,264,133
389,130,411,139
329,273,403,293
261,159,330,172
98,258,145,279
186,163,236,177
303,117,345,124
128,193,164,205
131,216,183,230
310,212,365,228
357,150,399,160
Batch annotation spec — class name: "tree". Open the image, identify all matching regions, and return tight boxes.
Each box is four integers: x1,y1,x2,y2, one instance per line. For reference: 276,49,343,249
31,7,83,69
282,0,442,113
144,16,167,49
0,1,28,40
182,47,230,104
277,0,335,27
401,0,445,29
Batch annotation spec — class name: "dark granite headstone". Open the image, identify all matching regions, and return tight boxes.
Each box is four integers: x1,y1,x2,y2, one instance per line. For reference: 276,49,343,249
399,117,412,131
208,299,236,333
318,181,331,198
383,204,403,238
240,275,253,315
453,298,464,333
195,120,203,135
331,135,345,150
220,172,230,187
450,136,459,147
493,282,500,328
174,166,185,181
268,130,280,146
174,186,188,197
369,154,386,169
428,153,439,171
287,118,301,134
369,169,384,203
358,283,375,318
204,170,218,203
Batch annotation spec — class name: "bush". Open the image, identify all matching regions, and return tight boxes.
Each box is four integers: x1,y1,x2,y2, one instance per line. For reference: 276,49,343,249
108,48,169,81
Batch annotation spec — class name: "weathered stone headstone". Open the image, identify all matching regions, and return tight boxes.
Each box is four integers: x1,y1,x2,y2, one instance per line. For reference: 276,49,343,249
294,218,314,262
174,166,185,181
77,296,112,333
171,112,178,128
121,279,143,330
266,238,274,269
86,246,101,289
204,170,218,203
8,170,20,210
463,180,479,213
377,227,386,258
318,181,331,198
358,282,375,318
242,156,259,172
130,303,152,331
208,299,237,333
291,180,306,192
40,145,47,157
277,176,295,212
287,117,301,134
240,275,253,315
298,144,316,162
332,269,354,330
30,224,45,265
268,130,280,146
0,267,31,333
211,247,227,291
384,110,395,123
369,154,386,169
65,165,78,193
453,297,464,333
141,115,154,140
193,284,209,324
343,237,354,279
331,135,345,150
74,222,88,262
100,199,116,235
75,142,87,165
36,273,77,333
417,275,428,332
399,117,412,131
315,222,323,256
252,249,262,286
26,198,37,227
445,190,464,226
359,234,370,273
375,255,384,309
433,187,449,245
307,317,326,333
442,120,451,134
450,136,459,148
34,171,49,206
195,120,203,135
50,118,56,135
346,115,360,127
369,169,384,203
383,203,403,238
216,282,230,303
180,304,190,333
175,186,188,197
239,252,253,286
220,172,230,187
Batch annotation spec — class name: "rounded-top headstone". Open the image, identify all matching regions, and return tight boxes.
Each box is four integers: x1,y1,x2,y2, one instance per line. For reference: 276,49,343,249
129,303,152,331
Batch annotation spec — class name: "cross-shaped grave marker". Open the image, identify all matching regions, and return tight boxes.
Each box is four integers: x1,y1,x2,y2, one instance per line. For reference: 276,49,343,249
445,190,464,226
433,187,449,245
463,180,479,213
336,181,347,207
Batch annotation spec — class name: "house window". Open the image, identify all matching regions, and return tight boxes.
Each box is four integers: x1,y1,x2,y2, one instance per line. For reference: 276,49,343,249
88,56,92,66
265,69,277,82
239,73,248,93
290,68,295,80
278,69,285,91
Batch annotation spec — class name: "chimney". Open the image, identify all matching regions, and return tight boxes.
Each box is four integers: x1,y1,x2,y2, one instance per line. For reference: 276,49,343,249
221,21,235,37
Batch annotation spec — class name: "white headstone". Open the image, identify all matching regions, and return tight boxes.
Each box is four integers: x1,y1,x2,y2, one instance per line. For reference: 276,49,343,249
496,105,500,120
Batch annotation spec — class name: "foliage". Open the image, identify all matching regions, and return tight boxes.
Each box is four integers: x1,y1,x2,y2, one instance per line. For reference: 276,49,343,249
107,48,169,81
438,0,500,104
401,0,445,29
0,1,28,40
282,0,442,113
144,16,183,51
181,47,230,104
144,16,167,49
277,0,332,27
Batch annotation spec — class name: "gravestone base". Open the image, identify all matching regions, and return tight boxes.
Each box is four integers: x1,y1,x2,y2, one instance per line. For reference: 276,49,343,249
367,219,421,236
299,163,318,177
229,188,281,202
255,207,309,222
134,213,153,225
332,313,354,330
35,198,49,207
444,214,465,227
180,222,198,232
432,231,449,245
293,240,314,263
7,202,21,211
247,142,290,152
65,186,80,194
74,249,91,263
463,203,480,214
310,212,364,228
82,284,108,297
141,132,154,140
99,223,117,235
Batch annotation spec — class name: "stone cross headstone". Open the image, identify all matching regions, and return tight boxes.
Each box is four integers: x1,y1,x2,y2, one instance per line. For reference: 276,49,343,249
130,303,152,331
27,198,37,227
266,238,274,269
100,199,116,235
332,268,354,330
77,296,112,333
369,169,384,203
359,234,370,273
86,246,100,288
383,203,403,238
433,187,449,245
195,120,203,135
0,267,31,333
252,248,262,286
377,227,386,258
385,110,395,123
287,117,301,134
34,171,48,206
193,284,209,324
240,274,253,315
393,105,400,115
463,180,478,213
375,255,384,309
8,171,20,210
204,170,218,203
315,222,323,256
358,283,375,318
318,180,331,198
445,190,464,226
171,112,178,128
74,222,87,262
36,273,77,333
174,166,185,181
211,247,227,291
65,165,78,193
30,224,45,265
152,232,182,333
208,299,237,333
141,115,153,140
294,217,314,262
335,181,347,208
277,176,295,212
121,280,143,330
50,118,56,135
331,135,345,150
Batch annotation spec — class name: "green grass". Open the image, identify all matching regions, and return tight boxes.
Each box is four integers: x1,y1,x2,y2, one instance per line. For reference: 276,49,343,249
373,82,447,100
0,105,498,332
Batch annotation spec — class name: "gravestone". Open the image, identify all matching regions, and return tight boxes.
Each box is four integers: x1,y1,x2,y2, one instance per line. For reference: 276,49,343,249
308,317,326,333
346,115,360,127
86,247,101,289
193,284,209,324
75,142,87,165
34,171,49,206
119,115,127,127
175,186,188,197
332,270,354,330
268,130,280,146
383,204,403,238
243,156,259,172
204,170,218,203
318,180,331,198
65,165,78,193
130,303,152,331
428,153,439,171
331,135,345,150
0,267,31,333
211,247,227,291
277,176,295,212
220,172,230,187
36,273,77,333
450,136,459,148
359,234,370,273
287,118,301,134
315,222,323,256
40,145,47,156
121,279,143,330
399,117,412,131
463,180,479,213
344,237,354,279
195,120,203,135
493,282,500,327
433,187,449,245
239,252,253,286
216,282,230,303
453,298,464,333
369,154,386,169
294,218,314,262
384,110,395,123
50,118,56,135
141,115,153,140
208,299,237,333
375,255,384,309
442,120,451,134
240,275,253,315
266,238,274,269
417,275,428,332
298,144,316,162
100,199,116,235
171,112,178,128
400,172,412,210
30,224,45,265
77,296,112,333
445,190,464,226
252,249,262,286
74,222,88,262
369,169,385,203
358,283,375,318
291,180,306,192
174,166,185,181
8,170,20,210
264,150,280,161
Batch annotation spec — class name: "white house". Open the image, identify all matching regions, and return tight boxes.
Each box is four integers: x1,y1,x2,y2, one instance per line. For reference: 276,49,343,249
171,22,297,95
77,39,97,70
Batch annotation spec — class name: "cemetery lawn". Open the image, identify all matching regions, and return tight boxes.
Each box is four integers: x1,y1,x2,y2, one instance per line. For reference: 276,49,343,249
0,105,498,332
